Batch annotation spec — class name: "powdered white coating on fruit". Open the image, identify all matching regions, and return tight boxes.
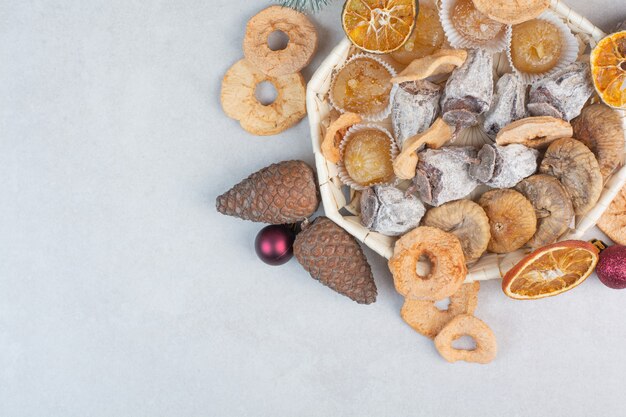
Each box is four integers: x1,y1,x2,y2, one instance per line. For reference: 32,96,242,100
391,81,441,148
483,73,527,136
360,185,425,236
484,144,539,188
527,62,594,121
414,147,480,206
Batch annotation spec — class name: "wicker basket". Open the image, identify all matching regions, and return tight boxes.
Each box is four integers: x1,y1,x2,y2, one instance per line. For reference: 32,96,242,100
306,0,626,282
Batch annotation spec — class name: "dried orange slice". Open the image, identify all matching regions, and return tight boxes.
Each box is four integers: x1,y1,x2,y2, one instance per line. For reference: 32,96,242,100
590,31,626,108
502,240,599,300
342,0,417,54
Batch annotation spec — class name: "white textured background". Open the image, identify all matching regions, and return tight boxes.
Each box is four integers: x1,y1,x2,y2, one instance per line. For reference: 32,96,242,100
1,1,625,416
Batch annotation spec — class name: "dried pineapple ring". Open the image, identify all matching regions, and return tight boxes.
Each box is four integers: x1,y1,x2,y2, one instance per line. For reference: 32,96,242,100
401,282,480,339
590,31,626,108
220,59,306,136
598,184,626,245
389,226,467,301
434,314,497,364
243,6,317,77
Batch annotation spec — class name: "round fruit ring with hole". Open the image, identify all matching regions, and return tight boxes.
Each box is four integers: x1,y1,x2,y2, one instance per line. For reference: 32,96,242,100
220,59,306,136
243,6,318,77
388,226,467,301
434,314,497,364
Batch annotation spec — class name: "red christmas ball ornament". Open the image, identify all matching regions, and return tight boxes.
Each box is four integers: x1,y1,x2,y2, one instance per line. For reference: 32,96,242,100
596,245,626,289
255,224,296,266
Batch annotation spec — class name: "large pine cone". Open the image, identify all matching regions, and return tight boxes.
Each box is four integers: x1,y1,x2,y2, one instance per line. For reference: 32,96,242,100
294,217,377,304
216,160,319,224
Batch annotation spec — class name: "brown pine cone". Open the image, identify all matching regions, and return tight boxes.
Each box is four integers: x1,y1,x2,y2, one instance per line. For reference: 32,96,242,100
216,160,319,224
294,217,377,304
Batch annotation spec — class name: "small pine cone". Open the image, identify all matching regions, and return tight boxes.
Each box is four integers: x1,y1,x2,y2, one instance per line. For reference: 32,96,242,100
216,160,319,224
294,217,377,304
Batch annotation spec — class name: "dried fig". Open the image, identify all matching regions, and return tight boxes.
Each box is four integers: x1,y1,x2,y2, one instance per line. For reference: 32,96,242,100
515,174,575,248
598,184,626,245
391,80,441,148
422,200,491,262
360,185,425,236
479,189,537,253
539,138,603,216
571,103,625,180
495,116,573,149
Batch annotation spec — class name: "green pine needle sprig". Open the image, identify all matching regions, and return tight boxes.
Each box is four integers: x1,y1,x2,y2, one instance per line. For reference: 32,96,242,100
280,0,333,12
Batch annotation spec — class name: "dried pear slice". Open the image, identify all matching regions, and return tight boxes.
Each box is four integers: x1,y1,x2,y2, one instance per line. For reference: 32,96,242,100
391,49,468,83
495,116,573,149
472,0,549,25
422,200,490,262
479,189,537,254
539,138,603,216
515,174,575,248
321,112,362,163
571,103,625,180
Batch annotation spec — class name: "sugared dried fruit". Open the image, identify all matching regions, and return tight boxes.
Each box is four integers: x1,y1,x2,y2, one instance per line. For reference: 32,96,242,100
422,200,491,262
571,103,625,180
342,0,417,54
330,54,395,120
476,144,539,188
391,49,468,83
495,116,573,149
479,189,537,253
451,0,505,43
220,59,306,135
434,314,497,364
527,62,594,121
539,138,603,215
483,73,527,136
515,174,575,248
510,19,562,74
590,30,626,108
243,6,317,77
389,226,467,301
360,185,425,236
391,6,445,64
401,282,480,339
340,126,396,188
294,217,377,304
598,184,626,245
472,0,549,25
391,80,441,148
414,147,480,206
216,160,319,224
321,112,363,163
441,49,494,131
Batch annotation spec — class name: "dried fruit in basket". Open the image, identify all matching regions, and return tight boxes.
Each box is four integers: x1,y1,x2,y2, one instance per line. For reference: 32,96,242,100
243,6,317,77
341,0,417,54
483,73,527,136
479,189,537,253
441,49,493,132
598,184,626,245
220,59,306,135
329,54,395,120
390,6,445,64
321,112,362,164
434,314,497,364
510,19,562,75
495,116,573,149
389,226,467,301
216,160,319,224
502,240,599,299
339,126,397,188
414,147,480,206
401,282,480,339
527,62,594,121
391,49,468,84
472,0,549,25
294,217,377,304
422,200,490,262
360,185,425,236
539,138,603,216
590,30,626,108
471,144,539,188
391,80,441,147
571,103,625,180
515,174,575,248
451,0,505,43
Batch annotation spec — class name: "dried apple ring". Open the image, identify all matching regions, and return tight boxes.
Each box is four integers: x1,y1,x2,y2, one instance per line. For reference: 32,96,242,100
434,314,497,364
401,282,480,339
243,6,317,77
220,59,306,136
389,226,467,301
